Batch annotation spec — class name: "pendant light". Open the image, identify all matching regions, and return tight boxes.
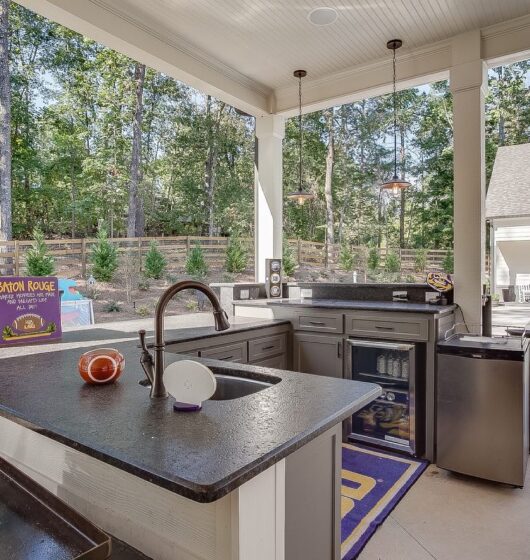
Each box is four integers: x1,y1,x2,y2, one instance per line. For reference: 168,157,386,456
287,70,315,205
381,39,411,194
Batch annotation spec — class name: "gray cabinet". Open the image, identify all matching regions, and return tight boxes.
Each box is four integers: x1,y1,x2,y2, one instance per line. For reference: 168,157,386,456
252,354,287,369
200,341,247,363
293,332,344,378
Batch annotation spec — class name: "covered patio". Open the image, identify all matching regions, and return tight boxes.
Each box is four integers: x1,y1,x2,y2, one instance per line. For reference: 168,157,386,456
4,2,530,560
17,0,530,333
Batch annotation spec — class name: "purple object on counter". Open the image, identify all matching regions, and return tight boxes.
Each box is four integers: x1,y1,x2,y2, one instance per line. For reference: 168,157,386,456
173,401,202,412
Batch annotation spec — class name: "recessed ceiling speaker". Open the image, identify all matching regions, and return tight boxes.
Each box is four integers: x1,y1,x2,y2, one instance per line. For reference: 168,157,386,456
265,259,282,298
308,7,338,26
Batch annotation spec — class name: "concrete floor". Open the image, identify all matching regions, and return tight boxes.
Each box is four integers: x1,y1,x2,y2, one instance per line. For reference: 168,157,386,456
492,303,530,335
359,464,530,560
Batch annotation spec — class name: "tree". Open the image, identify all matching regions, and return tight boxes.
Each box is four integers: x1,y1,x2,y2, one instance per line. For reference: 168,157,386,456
144,240,166,279
323,107,335,264
0,0,10,244
26,227,54,276
91,227,118,281
127,62,146,237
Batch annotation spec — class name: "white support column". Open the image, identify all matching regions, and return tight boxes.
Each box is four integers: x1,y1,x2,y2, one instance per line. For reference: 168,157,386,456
450,31,487,332
255,115,285,282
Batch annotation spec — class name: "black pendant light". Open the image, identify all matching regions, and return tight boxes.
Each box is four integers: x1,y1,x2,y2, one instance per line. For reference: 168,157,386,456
287,70,315,205
381,39,411,194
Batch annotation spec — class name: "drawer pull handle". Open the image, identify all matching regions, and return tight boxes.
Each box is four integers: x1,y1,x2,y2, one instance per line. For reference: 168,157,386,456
219,355,234,361
375,326,394,331
262,345,275,350
309,321,326,325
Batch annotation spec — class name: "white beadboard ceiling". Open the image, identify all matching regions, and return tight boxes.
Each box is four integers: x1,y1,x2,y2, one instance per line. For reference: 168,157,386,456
96,0,530,91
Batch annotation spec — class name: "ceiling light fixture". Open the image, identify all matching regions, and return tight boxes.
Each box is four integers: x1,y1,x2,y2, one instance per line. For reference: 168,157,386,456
381,39,411,194
308,7,338,26
287,70,315,206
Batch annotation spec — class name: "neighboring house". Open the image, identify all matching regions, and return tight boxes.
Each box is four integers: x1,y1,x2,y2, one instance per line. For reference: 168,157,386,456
486,143,530,302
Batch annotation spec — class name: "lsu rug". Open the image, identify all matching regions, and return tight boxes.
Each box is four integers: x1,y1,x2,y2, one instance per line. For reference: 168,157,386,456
341,443,428,559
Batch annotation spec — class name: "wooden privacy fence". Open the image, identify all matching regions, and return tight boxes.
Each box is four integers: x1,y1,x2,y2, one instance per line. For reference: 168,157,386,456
0,236,453,277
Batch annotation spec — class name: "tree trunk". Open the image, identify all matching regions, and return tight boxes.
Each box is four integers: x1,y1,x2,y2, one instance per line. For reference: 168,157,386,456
127,62,146,237
204,96,224,236
399,124,406,249
0,0,11,248
324,108,335,265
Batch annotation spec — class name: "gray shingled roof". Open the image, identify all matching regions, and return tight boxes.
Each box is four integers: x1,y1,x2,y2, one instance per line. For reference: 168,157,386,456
486,143,530,220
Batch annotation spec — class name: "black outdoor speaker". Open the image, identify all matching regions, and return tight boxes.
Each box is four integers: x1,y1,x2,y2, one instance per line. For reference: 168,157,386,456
265,258,282,298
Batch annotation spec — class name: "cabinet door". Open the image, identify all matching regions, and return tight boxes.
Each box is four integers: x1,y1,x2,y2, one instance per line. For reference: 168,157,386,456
251,354,286,369
293,332,343,378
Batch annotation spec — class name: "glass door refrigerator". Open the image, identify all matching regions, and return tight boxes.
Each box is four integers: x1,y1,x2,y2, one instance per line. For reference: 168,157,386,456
346,339,423,456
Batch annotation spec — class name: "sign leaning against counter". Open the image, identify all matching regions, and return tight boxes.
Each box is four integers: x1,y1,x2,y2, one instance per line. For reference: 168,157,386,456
0,276,62,345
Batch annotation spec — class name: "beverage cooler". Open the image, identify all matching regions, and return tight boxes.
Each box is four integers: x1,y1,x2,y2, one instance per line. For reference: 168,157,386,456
346,339,423,456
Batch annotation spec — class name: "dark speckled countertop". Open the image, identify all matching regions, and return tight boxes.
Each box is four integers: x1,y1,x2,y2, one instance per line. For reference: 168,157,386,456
0,336,380,503
236,298,456,315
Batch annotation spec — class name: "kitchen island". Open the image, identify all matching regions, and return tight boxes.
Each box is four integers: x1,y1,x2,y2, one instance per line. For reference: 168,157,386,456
0,315,380,560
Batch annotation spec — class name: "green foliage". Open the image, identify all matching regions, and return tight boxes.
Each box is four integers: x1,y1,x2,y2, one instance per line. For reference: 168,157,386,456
384,251,401,273
90,228,118,282
2,326,14,339
185,243,208,278
144,241,167,279
339,244,354,271
104,300,122,312
225,238,248,273
25,228,55,276
414,249,428,273
367,248,380,271
282,245,297,277
442,251,454,274
6,5,530,269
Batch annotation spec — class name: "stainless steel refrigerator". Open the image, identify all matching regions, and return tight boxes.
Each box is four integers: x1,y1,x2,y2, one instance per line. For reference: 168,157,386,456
436,334,529,487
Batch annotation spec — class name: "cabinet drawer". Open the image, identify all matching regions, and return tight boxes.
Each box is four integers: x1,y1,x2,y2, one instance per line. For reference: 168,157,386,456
200,341,248,363
248,334,286,361
296,313,343,334
345,314,428,341
252,354,286,369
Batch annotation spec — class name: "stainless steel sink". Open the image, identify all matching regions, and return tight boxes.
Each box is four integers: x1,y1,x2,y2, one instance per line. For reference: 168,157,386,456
139,368,277,401
209,374,273,400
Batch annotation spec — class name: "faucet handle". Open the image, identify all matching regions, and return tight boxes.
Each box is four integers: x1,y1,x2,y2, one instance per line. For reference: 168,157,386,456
138,329,149,352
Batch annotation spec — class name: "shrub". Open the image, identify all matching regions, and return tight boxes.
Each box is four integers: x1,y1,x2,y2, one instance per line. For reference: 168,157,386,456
137,278,150,291
91,228,118,282
136,304,150,317
225,238,248,273
414,249,428,273
339,244,354,271
385,250,401,273
185,242,208,278
367,248,380,271
26,228,54,276
282,245,296,277
105,300,122,312
144,241,167,279
442,250,454,273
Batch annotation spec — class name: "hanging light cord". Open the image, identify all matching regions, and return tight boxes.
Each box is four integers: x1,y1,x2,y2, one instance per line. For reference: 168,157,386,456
392,46,398,179
298,74,303,192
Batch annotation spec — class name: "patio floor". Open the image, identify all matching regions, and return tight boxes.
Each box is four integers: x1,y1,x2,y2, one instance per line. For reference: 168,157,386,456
359,464,530,560
492,303,530,335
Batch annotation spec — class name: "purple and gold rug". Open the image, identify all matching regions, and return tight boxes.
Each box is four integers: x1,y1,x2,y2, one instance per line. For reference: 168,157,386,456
341,443,427,559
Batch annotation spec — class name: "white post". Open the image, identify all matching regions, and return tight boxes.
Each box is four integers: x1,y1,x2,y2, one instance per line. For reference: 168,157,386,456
255,115,285,282
450,31,487,333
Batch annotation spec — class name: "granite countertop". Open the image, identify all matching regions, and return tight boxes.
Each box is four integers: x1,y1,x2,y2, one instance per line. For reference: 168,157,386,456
236,298,456,315
0,315,289,359
0,338,380,503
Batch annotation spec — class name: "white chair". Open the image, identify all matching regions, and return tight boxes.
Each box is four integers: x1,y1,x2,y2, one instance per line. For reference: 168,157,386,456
515,274,530,303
